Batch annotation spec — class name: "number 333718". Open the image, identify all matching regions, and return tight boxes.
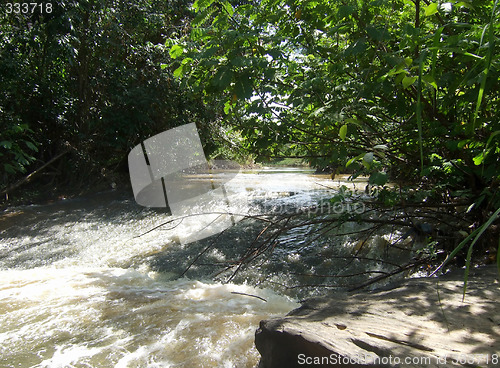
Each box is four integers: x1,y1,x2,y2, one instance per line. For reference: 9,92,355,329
6,3,53,14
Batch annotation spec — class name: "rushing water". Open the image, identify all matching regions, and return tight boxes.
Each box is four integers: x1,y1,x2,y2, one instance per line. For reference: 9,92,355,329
0,169,373,367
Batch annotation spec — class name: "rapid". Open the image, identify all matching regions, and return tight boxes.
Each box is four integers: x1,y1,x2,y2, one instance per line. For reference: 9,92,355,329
0,169,367,367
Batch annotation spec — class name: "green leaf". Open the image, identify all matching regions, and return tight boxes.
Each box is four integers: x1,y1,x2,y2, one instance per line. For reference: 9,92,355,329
473,131,500,167
194,0,215,11
224,100,233,114
222,1,234,16
4,163,16,174
455,1,475,9
366,26,390,42
431,207,500,281
462,207,500,299
212,13,229,27
173,65,184,78
369,172,388,186
486,131,500,147
344,118,361,126
310,106,327,117
174,57,193,77
234,75,253,99
463,52,483,59
182,57,193,66
384,67,407,78
422,75,438,89
266,49,282,60
346,39,367,56
0,141,12,149
169,45,184,59
339,124,348,140
25,141,38,152
430,27,444,80
457,139,471,149
395,72,405,85
473,152,485,165
416,52,425,175
402,76,417,89
346,153,364,167
473,1,497,131
338,5,354,19
213,67,233,89
424,3,438,16
363,152,374,167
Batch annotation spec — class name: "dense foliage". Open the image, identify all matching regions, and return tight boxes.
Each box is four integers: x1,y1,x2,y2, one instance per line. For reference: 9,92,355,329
0,0,218,192
172,0,499,205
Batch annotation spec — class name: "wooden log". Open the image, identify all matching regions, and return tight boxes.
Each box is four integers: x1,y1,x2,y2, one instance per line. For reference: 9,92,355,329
1,149,69,198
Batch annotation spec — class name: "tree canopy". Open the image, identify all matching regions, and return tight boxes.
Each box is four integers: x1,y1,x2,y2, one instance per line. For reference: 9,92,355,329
172,0,499,206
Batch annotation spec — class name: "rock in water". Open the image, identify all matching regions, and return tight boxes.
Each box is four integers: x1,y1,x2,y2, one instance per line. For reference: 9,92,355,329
255,266,499,367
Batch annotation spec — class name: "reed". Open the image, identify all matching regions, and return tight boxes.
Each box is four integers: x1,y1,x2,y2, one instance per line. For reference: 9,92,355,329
473,0,498,130
431,207,500,299
416,51,425,175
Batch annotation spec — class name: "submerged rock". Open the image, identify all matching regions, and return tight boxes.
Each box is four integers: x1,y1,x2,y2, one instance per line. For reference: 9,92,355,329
255,266,499,367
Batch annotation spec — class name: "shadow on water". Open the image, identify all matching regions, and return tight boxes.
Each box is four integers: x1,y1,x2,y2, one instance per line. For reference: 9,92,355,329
142,212,416,300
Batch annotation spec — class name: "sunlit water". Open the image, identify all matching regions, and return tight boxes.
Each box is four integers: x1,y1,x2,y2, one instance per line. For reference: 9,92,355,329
0,169,375,367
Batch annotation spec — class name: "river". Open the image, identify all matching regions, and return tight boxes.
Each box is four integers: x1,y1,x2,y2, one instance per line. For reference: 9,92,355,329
0,168,374,367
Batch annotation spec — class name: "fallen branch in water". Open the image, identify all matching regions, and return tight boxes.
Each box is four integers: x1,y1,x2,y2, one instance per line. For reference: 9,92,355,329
231,291,267,302
136,196,475,295
347,257,432,292
133,211,279,239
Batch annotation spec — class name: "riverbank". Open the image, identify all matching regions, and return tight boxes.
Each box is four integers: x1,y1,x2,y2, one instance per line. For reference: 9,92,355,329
255,265,500,367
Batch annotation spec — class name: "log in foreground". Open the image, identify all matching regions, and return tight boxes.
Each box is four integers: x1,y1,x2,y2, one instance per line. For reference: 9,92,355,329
255,266,499,367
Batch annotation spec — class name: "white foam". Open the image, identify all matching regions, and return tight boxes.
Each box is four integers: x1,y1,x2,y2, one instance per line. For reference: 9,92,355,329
0,267,298,367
